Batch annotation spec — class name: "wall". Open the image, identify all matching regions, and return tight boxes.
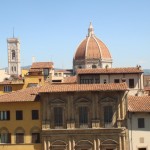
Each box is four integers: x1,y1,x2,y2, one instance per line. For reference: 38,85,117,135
128,112,150,150
0,101,41,150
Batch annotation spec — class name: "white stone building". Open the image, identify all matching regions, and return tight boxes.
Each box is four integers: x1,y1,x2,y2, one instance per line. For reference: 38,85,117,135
128,96,150,150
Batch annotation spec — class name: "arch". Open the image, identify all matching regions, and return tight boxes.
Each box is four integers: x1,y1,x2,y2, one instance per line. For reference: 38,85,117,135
30,126,41,144
75,97,91,104
75,140,93,149
50,98,65,104
51,140,67,149
30,126,40,134
0,127,9,133
51,140,67,146
101,139,118,145
14,127,25,134
0,127,11,143
76,140,93,146
100,97,116,103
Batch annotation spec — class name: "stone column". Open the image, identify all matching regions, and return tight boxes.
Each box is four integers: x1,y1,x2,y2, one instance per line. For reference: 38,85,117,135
72,138,75,150
94,139,97,150
48,137,51,150
97,138,100,150
119,135,122,150
118,96,121,119
122,98,125,119
123,135,126,150
44,137,47,150
69,138,72,150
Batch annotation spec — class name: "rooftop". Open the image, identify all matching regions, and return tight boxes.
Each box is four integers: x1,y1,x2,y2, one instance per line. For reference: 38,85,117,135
128,96,150,112
77,67,143,75
39,82,128,93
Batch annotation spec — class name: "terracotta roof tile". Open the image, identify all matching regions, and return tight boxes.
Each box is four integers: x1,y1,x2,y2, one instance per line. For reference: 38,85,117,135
77,67,143,74
144,86,150,91
74,36,111,60
31,62,53,69
39,82,128,93
128,96,150,112
63,76,77,83
0,87,39,102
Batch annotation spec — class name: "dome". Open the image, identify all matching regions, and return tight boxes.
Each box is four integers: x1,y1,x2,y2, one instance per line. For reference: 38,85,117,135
74,23,112,60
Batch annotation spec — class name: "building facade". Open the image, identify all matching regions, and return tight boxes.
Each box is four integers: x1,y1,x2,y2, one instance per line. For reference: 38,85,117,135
40,83,128,150
0,87,41,150
128,96,150,150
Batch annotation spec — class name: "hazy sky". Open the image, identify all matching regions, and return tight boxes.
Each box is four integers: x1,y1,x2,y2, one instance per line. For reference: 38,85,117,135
0,0,150,69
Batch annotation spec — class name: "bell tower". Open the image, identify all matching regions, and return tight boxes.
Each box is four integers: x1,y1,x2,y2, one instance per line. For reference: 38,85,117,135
7,38,21,76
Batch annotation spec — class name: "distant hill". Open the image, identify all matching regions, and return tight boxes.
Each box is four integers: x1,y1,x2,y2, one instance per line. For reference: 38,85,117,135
144,69,150,75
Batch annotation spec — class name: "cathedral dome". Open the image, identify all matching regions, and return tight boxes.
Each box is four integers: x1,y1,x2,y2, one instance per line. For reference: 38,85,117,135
74,23,112,60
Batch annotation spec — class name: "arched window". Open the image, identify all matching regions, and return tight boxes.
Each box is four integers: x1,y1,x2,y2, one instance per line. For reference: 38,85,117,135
15,127,25,143
14,66,16,72
11,50,16,60
0,128,11,143
30,127,40,143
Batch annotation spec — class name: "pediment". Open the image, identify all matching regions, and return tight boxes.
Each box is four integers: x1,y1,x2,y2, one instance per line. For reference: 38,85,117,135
50,99,65,104
100,97,116,103
75,98,91,103
101,139,118,145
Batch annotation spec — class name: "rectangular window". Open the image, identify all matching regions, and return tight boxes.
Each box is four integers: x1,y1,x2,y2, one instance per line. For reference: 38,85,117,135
0,111,10,120
16,110,23,120
16,133,24,143
104,106,113,123
54,107,63,127
114,79,120,83
32,110,39,120
32,133,40,143
0,133,11,143
43,69,49,76
138,118,145,128
129,79,134,88
4,86,12,92
79,106,88,125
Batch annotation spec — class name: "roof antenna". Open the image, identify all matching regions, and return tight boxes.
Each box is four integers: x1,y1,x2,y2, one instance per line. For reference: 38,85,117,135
13,27,15,38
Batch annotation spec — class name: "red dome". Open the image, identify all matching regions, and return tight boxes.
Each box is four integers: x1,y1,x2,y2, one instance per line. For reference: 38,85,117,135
74,23,111,60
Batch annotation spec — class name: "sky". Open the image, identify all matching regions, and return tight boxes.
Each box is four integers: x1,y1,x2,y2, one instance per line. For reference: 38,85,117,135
0,0,150,69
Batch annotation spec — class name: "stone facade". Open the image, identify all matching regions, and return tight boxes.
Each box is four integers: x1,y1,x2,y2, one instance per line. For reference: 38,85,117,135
41,90,128,150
